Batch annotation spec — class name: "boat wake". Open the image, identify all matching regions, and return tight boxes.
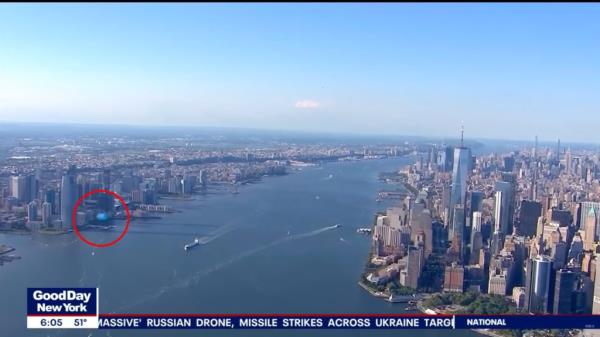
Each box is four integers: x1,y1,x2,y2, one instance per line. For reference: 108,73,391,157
110,225,338,313
196,223,234,245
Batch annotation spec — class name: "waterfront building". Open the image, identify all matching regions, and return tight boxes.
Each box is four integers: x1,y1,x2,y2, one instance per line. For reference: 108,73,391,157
131,190,143,203
386,206,409,229
10,175,31,202
60,165,78,230
403,245,424,289
373,224,406,256
142,188,157,204
27,201,37,222
167,177,181,194
199,170,208,187
41,201,52,226
44,189,57,214
181,175,196,195
410,201,433,258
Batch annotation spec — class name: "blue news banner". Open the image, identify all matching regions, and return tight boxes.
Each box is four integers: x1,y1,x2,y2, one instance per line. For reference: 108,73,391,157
27,288,600,330
27,288,99,329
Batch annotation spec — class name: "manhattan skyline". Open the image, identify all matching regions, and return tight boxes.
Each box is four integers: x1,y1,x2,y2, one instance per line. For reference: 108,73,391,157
1,4,600,141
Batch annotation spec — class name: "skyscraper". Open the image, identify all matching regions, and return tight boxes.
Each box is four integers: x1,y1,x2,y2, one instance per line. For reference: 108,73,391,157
60,165,77,230
450,146,471,216
525,255,553,314
593,264,600,314
444,262,465,293
554,268,577,314
469,191,483,214
495,181,514,235
448,205,467,263
27,201,37,222
199,170,208,188
437,146,454,172
448,124,471,221
102,169,111,189
494,191,503,233
405,245,424,289
580,202,600,240
468,191,483,235
518,200,542,237
503,156,515,172
449,205,465,241
470,211,483,264
10,175,32,202
472,211,482,233
42,201,52,226
583,205,599,251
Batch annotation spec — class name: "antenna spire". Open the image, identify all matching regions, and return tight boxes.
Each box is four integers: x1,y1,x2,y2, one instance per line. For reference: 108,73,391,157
460,123,464,147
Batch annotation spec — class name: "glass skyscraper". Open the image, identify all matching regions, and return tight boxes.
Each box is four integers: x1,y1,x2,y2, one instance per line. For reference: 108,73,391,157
449,146,471,225
525,255,553,314
60,165,77,230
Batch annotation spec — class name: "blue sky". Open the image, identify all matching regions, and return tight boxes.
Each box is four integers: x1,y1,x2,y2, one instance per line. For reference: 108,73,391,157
0,4,599,142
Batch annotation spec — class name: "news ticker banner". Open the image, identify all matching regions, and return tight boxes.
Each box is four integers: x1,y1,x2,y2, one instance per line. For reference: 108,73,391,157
27,288,600,330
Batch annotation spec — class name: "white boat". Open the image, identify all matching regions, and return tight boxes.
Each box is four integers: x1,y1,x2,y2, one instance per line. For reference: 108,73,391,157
184,238,200,251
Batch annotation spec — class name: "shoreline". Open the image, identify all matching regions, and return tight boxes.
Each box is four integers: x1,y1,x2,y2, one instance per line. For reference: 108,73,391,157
357,281,389,299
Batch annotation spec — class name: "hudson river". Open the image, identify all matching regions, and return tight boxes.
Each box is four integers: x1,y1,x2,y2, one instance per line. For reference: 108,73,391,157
0,157,478,337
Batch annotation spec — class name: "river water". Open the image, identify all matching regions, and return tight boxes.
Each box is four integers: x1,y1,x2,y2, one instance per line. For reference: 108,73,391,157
0,157,478,337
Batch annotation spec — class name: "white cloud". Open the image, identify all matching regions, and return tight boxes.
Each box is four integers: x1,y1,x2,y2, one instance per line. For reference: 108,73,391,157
295,99,320,109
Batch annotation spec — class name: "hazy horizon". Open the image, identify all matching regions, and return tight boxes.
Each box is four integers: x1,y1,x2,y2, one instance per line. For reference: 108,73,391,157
1,120,595,148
